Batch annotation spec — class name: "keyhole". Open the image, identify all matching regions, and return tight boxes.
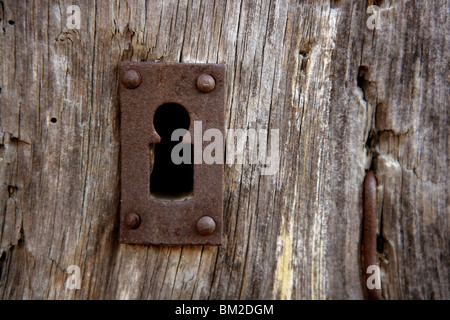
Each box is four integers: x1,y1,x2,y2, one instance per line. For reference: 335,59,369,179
150,103,193,201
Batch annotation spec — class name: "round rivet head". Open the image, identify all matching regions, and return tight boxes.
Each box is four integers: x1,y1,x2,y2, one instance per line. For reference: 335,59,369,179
126,213,141,229
196,216,216,236
122,70,142,89
196,74,216,93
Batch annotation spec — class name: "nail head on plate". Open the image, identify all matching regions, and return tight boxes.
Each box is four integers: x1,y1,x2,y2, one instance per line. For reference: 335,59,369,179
196,216,216,236
126,212,141,229
122,70,142,89
196,74,216,93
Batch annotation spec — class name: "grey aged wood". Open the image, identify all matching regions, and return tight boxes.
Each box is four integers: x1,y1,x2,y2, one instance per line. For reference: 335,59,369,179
0,0,447,299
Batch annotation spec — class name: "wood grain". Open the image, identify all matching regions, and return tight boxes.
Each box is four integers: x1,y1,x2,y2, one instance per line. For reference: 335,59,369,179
0,0,447,299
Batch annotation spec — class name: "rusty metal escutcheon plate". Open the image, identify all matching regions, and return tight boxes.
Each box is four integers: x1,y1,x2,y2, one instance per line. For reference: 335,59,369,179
119,62,225,245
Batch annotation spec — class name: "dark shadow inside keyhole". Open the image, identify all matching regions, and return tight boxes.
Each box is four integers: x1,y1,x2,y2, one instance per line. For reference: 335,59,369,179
150,103,193,201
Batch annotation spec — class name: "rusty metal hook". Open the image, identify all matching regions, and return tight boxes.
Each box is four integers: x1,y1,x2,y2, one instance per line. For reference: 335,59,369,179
362,170,383,300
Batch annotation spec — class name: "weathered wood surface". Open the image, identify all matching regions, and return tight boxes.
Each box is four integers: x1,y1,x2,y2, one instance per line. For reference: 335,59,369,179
0,0,447,299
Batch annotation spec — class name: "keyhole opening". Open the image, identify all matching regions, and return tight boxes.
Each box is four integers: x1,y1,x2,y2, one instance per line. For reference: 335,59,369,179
150,103,193,201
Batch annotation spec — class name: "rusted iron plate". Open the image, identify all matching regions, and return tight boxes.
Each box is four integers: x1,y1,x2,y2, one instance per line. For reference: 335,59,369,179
119,62,225,245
